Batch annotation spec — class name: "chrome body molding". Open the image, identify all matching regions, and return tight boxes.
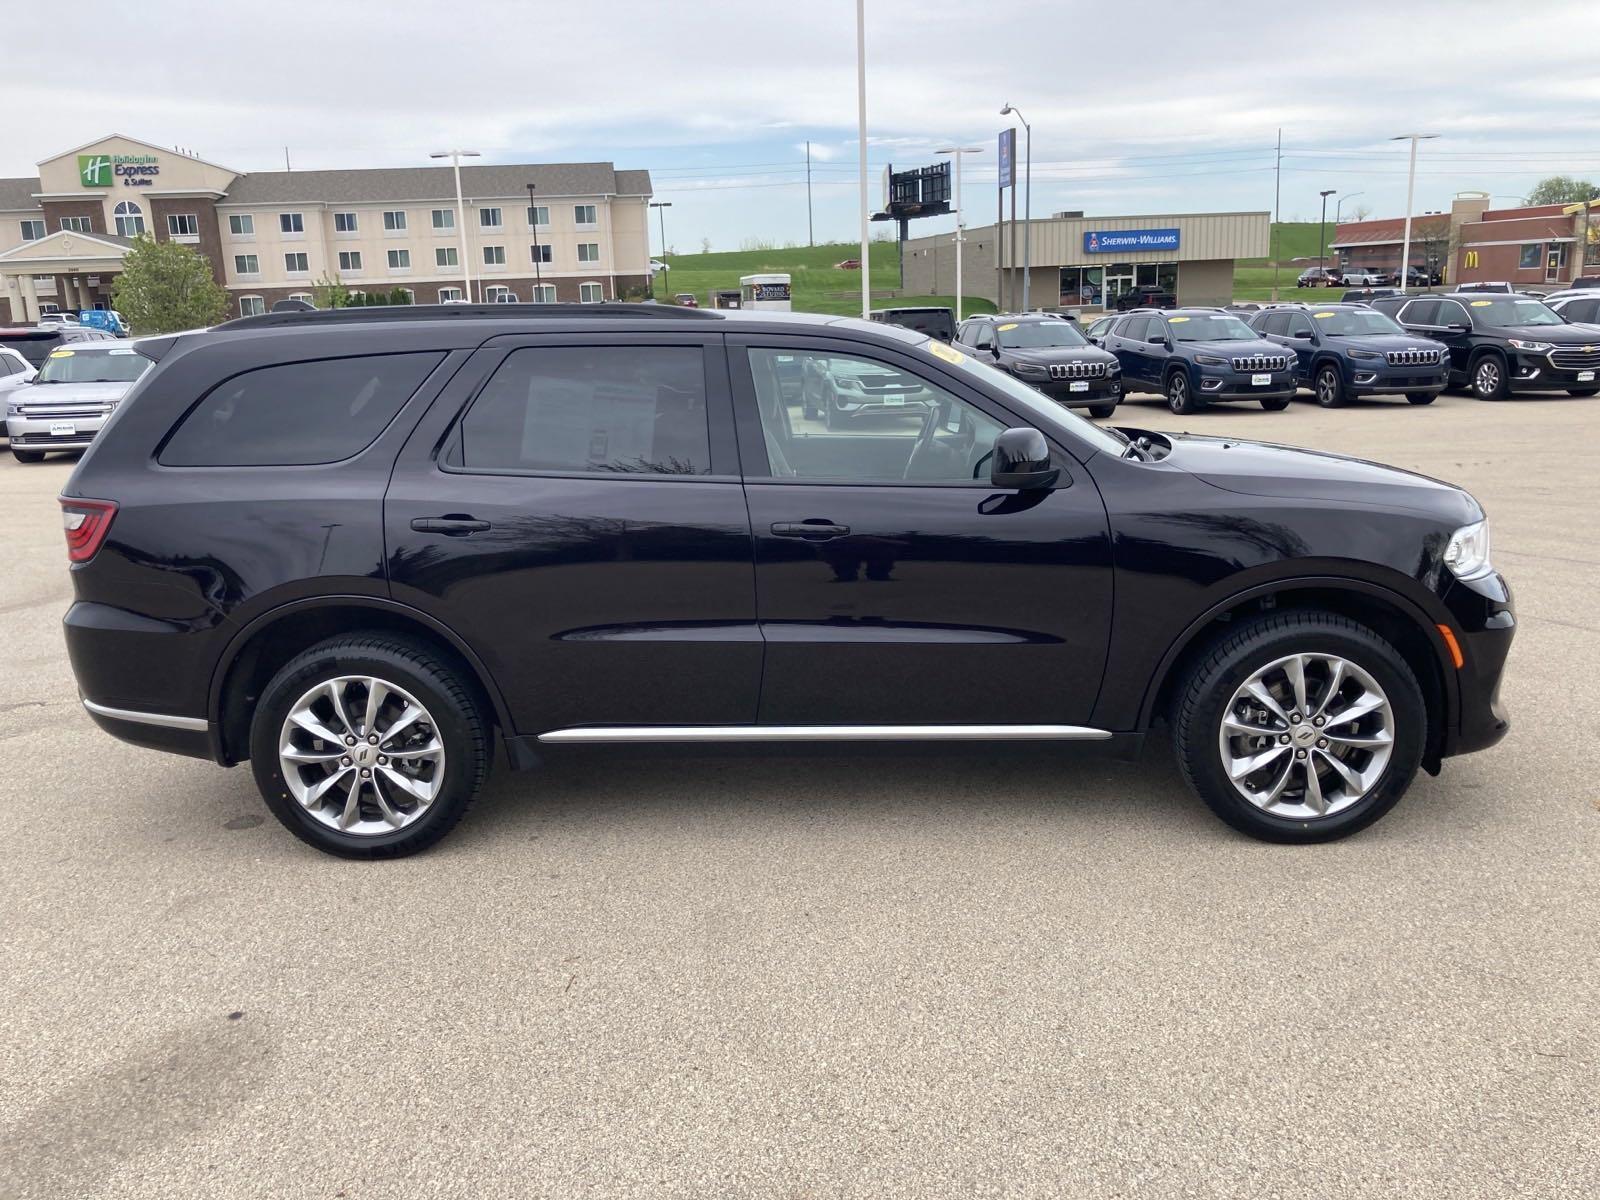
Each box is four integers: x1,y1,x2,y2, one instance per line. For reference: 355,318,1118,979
82,698,209,731
538,724,1114,744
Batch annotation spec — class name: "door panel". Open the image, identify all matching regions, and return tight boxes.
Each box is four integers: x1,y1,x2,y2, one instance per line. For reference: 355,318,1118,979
730,336,1113,726
385,335,760,734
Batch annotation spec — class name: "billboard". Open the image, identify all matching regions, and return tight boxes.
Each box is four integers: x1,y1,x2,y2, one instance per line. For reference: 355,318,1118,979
997,128,1016,190
1082,228,1181,254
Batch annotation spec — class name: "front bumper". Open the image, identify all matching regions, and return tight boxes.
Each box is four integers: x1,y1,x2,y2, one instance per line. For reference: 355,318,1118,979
1440,571,1515,758
1033,377,1122,408
1346,366,1448,396
1508,354,1600,393
1196,369,1296,402
6,411,108,451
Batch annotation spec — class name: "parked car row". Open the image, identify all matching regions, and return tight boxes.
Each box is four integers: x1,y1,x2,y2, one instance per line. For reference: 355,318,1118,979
1297,265,1439,289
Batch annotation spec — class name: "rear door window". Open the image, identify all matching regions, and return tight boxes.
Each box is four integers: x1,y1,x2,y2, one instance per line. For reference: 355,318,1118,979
160,352,444,466
1399,300,1438,326
446,345,711,476
1,333,63,367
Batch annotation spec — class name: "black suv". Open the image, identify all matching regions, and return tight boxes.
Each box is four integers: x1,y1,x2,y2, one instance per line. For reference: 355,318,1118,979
1247,303,1448,407
1370,292,1600,399
63,305,1513,856
1114,285,1176,312
1101,308,1296,413
953,313,1122,418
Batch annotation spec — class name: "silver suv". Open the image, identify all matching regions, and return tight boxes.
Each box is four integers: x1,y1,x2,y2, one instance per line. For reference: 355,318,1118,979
6,339,150,462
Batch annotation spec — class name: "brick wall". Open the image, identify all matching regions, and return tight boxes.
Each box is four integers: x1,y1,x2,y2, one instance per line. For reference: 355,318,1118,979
150,196,226,284
40,200,104,235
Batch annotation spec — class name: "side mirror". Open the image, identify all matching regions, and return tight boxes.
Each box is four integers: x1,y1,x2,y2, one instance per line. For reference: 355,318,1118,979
991,428,1060,491
1146,333,1165,345
989,344,1002,358
1293,329,1314,340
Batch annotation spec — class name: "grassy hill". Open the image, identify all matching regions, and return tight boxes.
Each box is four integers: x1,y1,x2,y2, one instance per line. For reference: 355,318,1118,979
661,224,1338,313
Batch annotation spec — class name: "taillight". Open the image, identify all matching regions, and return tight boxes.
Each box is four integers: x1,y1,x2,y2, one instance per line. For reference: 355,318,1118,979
59,497,118,564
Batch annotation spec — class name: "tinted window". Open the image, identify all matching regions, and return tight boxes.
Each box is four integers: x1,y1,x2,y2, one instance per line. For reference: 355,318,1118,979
1286,314,1317,338
996,321,1087,349
1399,300,1438,326
1257,313,1284,336
1561,298,1600,323
36,346,149,384
970,323,994,349
1309,308,1404,336
1167,314,1256,341
1435,300,1472,327
1460,297,1562,326
161,353,443,467
1119,316,1148,341
0,332,63,367
451,346,710,476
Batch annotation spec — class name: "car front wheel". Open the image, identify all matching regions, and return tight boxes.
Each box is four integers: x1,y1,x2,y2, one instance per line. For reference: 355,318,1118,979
1166,371,1200,415
1259,396,1291,411
249,633,490,858
1406,392,1438,405
1471,355,1509,400
1173,611,1425,842
1314,365,1346,408
1087,403,1117,419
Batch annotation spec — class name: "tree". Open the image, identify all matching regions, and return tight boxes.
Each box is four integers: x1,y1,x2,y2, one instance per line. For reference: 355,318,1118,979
313,272,352,309
700,237,712,254
1527,175,1600,206
110,234,229,333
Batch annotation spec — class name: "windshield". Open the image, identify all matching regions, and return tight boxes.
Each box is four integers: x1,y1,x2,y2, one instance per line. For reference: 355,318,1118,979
1311,309,1405,336
1167,314,1257,342
926,338,1126,457
36,347,150,384
1465,297,1563,326
996,321,1087,349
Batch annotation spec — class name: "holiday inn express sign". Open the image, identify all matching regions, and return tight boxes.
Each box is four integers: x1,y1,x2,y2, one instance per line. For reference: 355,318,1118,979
79,152,160,188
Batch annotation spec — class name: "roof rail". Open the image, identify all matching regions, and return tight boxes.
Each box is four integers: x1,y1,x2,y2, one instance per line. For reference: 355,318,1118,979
213,302,724,331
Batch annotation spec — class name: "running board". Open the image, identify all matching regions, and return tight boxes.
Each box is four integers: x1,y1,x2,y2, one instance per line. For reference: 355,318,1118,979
537,724,1112,744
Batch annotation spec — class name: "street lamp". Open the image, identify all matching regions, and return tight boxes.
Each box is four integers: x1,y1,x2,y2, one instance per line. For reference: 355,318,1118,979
525,183,543,299
1391,134,1439,293
935,145,984,322
430,149,479,302
1318,189,1336,275
650,202,672,301
999,103,1032,310
1332,192,1363,277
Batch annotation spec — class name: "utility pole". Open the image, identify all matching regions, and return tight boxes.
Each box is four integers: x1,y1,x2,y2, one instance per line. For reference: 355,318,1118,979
1392,133,1438,293
1318,189,1336,273
526,183,543,298
855,0,870,319
806,141,814,247
650,202,672,301
1000,104,1033,310
1271,128,1281,302
936,146,983,322
431,149,481,303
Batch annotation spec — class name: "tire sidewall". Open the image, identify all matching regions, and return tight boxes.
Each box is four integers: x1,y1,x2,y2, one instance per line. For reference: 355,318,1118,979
1167,370,1192,414
1180,621,1425,841
1471,354,1506,400
1315,364,1344,407
249,642,484,857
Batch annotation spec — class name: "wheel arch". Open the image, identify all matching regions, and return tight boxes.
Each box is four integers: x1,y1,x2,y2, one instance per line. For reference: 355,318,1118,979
208,595,516,767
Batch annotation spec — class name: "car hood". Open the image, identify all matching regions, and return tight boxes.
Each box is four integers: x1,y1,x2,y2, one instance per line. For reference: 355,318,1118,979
1002,346,1117,367
1323,333,1447,353
1486,323,1600,345
1159,431,1480,520
16,381,132,404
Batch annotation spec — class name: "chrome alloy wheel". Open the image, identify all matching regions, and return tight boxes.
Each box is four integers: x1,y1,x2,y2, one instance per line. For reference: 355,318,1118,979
1474,359,1502,396
278,675,446,835
1316,368,1340,406
1217,653,1394,820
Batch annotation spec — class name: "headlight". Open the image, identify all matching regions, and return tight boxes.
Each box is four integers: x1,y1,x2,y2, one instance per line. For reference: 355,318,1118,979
1507,339,1554,352
5,404,18,417
834,376,863,392
1193,354,1227,366
1348,349,1381,360
1013,362,1048,378
1443,519,1493,581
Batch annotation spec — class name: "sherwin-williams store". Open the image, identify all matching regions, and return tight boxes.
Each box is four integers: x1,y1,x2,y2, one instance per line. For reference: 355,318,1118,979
902,210,1270,312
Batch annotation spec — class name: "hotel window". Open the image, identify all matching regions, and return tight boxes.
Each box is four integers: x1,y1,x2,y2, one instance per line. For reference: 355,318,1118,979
574,205,597,226
577,242,600,263
288,292,313,304
485,285,513,302
279,212,304,234
527,205,549,227
339,250,363,271
483,245,505,266
285,252,310,273
479,207,502,228
239,296,265,317
436,246,458,268
114,202,145,236
438,287,463,302
20,219,45,241
234,254,260,275
1519,244,1542,270
530,244,552,264
431,208,455,230
387,249,411,270
383,210,408,232
579,282,604,303
167,213,199,238
334,212,359,233
60,216,92,233
397,288,414,303
530,284,556,304
228,214,254,236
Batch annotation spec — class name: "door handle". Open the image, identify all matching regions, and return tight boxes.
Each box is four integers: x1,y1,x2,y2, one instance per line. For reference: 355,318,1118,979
771,521,850,541
410,516,491,535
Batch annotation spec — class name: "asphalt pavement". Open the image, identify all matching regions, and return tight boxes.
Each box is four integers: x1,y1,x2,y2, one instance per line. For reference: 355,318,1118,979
1,386,1596,1198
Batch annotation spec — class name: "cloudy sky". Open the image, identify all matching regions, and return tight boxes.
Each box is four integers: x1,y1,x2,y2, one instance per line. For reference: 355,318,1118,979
5,0,1598,251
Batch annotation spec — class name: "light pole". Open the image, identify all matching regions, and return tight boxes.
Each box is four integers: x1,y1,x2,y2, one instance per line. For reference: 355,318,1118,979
525,183,543,299
1318,189,1336,276
1391,134,1438,293
1332,192,1362,276
935,146,983,322
650,202,672,301
431,149,479,302
855,0,870,319
1000,103,1031,310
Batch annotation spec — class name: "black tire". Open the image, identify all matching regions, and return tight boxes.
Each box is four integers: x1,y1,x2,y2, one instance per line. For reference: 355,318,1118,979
11,449,46,463
1087,403,1117,419
1259,396,1291,411
1566,387,1599,397
1172,611,1425,843
1469,353,1509,400
823,385,841,431
249,633,490,859
1406,392,1438,405
1313,364,1346,408
1166,370,1200,415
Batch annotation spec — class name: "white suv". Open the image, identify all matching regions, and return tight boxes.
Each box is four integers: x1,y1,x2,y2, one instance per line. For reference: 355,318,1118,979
6,340,149,462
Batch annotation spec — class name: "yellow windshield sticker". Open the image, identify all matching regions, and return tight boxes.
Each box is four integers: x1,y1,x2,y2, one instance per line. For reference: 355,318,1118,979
996,322,1019,332
49,349,74,357
1471,299,1493,307
1169,316,1190,323
1314,311,1336,318
926,340,964,364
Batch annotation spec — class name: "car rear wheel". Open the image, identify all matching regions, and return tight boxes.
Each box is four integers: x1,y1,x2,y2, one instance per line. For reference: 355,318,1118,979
1259,396,1291,411
11,449,45,463
1166,371,1200,415
1314,365,1346,408
1173,611,1425,843
1087,403,1117,419
1406,392,1438,405
1470,355,1509,400
249,633,490,859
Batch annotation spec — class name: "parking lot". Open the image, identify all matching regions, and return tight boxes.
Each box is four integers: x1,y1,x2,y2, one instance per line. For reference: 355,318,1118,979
2,388,1597,1198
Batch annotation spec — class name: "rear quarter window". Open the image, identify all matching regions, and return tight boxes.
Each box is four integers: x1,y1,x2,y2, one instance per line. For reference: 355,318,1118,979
158,352,444,467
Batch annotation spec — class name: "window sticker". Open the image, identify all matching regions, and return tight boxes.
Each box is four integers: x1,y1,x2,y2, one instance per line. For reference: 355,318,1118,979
1470,300,1493,307
1169,316,1190,323
49,349,74,357
925,340,964,365
996,322,1019,332
1314,311,1336,319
